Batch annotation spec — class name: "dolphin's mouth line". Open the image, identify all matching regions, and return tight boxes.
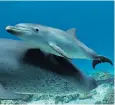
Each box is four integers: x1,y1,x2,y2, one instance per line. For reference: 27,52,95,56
6,26,31,32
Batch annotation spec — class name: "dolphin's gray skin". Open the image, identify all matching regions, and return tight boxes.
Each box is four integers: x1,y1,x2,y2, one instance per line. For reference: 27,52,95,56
0,38,97,100
6,23,113,69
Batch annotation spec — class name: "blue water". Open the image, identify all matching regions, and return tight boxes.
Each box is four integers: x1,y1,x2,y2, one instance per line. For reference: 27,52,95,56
0,1,114,74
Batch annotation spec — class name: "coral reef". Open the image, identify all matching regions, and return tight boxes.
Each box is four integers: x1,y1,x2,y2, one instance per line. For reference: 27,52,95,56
102,86,114,104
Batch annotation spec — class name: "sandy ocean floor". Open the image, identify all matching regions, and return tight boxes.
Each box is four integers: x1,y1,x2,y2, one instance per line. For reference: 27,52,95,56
0,71,114,105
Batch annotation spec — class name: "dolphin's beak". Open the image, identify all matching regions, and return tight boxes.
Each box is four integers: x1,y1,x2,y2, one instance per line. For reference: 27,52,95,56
6,26,23,36
6,25,31,36
6,26,14,32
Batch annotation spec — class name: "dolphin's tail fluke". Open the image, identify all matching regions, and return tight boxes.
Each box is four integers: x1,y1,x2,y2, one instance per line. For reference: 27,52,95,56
92,56,113,69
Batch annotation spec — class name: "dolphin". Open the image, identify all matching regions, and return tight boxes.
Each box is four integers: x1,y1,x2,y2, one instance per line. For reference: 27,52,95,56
6,23,113,69
0,38,97,100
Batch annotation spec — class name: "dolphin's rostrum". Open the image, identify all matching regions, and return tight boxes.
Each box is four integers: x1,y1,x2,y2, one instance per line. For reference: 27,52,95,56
6,23,113,69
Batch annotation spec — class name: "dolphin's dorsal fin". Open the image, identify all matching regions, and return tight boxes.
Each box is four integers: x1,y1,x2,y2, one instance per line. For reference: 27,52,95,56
67,28,77,38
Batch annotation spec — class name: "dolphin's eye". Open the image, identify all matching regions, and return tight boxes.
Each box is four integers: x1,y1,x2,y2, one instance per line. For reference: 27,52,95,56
35,28,39,32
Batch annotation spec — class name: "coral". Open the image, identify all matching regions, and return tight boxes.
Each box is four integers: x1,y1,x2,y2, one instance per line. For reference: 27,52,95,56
102,87,114,104
78,93,93,100
55,94,79,104
91,71,113,80
95,101,101,104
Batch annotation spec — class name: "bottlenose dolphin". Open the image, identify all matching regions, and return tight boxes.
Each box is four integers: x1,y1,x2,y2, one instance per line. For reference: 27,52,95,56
0,38,97,100
6,23,113,69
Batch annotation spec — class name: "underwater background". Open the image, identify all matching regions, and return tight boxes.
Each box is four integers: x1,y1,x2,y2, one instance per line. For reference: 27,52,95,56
0,1,114,104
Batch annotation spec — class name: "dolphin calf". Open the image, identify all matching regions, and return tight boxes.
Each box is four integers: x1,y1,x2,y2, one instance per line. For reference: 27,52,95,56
0,38,97,100
6,23,113,68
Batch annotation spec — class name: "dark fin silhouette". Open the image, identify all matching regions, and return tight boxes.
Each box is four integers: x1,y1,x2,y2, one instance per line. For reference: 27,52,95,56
92,56,113,69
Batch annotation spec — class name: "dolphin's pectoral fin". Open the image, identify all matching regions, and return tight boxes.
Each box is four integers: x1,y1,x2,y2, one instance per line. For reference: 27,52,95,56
48,42,70,59
0,84,24,100
92,56,113,69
